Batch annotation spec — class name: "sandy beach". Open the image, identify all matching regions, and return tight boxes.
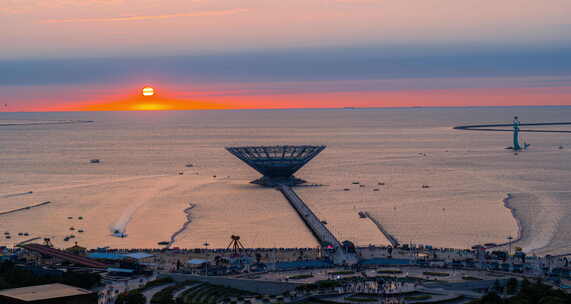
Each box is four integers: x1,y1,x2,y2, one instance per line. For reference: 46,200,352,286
504,192,571,255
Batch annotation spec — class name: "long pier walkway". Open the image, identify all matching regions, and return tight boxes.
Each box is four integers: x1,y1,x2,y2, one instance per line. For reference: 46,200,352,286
363,211,400,247
278,185,359,265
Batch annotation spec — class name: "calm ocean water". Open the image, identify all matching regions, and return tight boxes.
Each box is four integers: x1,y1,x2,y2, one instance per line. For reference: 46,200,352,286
1,107,571,253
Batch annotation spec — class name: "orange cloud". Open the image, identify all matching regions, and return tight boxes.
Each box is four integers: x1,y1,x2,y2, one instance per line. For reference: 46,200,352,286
46,91,236,111
38,86,571,112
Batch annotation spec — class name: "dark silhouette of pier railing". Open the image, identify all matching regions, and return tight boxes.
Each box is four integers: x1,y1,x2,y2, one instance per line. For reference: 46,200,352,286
278,185,359,265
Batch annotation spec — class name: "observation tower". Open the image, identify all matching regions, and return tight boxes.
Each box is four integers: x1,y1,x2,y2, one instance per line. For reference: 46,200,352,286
225,145,326,186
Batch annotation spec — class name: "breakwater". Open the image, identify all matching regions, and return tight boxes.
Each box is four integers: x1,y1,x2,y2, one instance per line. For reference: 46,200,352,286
363,211,400,247
453,122,571,133
0,120,94,127
0,201,51,216
1,191,33,198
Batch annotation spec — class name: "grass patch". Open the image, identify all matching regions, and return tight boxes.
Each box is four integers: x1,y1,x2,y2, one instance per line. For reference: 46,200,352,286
142,277,174,290
377,269,403,274
345,296,378,302
422,271,450,277
405,294,432,301
462,276,483,281
288,274,314,280
180,283,254,304
329,270,355,275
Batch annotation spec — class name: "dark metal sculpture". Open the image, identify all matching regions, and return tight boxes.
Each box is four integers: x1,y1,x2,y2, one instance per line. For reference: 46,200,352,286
225,145,326,186
227,235,245,255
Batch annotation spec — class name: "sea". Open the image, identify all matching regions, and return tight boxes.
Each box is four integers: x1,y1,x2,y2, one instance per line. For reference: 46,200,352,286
1,107,571,255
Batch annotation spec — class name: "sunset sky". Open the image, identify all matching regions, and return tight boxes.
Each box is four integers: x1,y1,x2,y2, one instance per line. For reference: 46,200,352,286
2,0,571,111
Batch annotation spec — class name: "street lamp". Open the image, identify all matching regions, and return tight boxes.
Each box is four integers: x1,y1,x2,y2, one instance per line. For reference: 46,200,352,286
507,236,513,257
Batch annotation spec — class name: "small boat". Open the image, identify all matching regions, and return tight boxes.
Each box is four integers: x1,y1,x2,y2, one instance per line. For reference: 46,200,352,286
23,233,29,236
422,185,430,189
90,159,100,164
378,182,385,186
113,230,127,238
185,164,194,168
78,230,84,233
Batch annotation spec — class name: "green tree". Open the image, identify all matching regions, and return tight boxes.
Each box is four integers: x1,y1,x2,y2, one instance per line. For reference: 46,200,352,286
492,280,503,292
506,278,518,295
116,290,146,304
481,292,503,304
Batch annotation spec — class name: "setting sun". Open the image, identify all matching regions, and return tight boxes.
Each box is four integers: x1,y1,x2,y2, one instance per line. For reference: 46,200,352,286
131,103,170,111
142,87,155,96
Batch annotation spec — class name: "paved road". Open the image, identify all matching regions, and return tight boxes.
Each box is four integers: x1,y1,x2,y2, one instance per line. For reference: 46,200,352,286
173,283,201,300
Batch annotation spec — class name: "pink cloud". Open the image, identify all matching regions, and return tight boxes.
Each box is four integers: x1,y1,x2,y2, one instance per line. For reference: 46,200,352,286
42,8,248,23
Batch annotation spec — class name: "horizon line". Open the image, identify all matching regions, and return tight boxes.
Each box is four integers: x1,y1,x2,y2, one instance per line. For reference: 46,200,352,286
1,104,571,114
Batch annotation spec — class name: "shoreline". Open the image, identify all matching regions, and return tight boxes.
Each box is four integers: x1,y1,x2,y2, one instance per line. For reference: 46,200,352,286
166,202,196,248
490,193,523,250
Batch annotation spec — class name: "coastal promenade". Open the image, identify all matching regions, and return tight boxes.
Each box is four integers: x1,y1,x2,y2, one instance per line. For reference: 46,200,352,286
277,185,359,265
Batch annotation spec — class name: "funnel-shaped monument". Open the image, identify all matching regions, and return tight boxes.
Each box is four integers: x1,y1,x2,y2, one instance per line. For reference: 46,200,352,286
226,145,326,186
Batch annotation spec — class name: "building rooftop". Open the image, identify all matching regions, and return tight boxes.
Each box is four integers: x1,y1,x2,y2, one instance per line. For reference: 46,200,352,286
0,283,92,301
87,252,125,260
87,251,154,260
187,258,209,265
124,252,154,260
20,243,107,268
